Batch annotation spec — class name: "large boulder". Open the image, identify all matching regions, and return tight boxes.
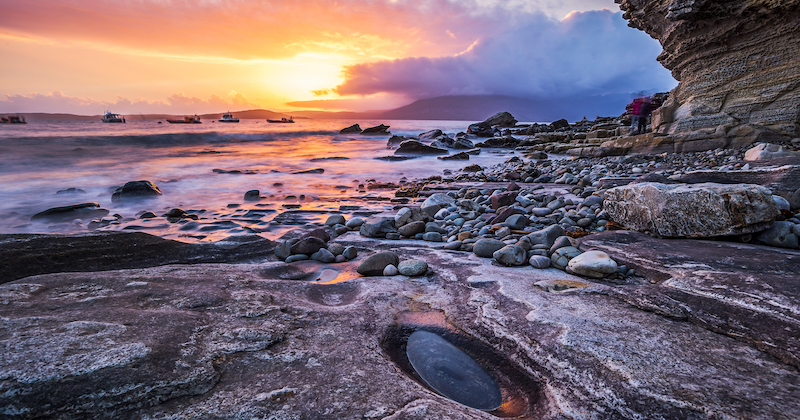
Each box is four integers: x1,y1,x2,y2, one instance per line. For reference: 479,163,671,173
361,124,390,135
604,182,780,238
112,180,162,202
482,112,517,127
339,124,362,134
394,140,449,155
744,143,800,161
617,0,800,145
673,163,800,198
420,193,456,217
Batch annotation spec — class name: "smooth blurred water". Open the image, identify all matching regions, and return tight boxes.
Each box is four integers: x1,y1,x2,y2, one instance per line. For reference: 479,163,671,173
0,118,518,238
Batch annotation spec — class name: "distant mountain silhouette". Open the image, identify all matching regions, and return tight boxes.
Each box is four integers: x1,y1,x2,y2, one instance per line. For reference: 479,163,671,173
10,94,635,123
375,94,633,123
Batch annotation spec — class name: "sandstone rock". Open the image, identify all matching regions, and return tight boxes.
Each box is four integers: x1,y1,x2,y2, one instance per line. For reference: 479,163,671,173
567,250,618,278
604,182,779,238
30,202,109,222
398,260,428,276
493,245,527,266
395,140,449,155
339,124,362,134
111,180,162,202
421,193,455,217
356,252,400,276
745,143,800,161
617,0,800,142
673,164,800,197
473,238,507,258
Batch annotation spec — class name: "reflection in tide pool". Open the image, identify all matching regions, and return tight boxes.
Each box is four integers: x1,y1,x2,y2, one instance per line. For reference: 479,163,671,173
406,330,503,411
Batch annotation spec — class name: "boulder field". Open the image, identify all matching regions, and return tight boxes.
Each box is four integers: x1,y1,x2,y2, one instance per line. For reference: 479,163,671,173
1,221,799,419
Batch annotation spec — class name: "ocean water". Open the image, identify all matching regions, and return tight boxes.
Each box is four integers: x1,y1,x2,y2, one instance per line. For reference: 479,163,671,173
0,118,519,241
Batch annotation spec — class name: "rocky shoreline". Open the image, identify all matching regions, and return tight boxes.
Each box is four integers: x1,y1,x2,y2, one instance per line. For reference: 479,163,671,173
2,108,800,418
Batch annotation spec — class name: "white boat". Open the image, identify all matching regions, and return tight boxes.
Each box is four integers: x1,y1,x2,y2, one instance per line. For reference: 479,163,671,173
219,112,239,123
101,111,125,123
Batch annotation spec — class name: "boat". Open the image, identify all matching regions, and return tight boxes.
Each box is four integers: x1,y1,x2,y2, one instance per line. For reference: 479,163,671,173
267,116,294,123
0,115,26,124
219,112,239,123
101,111,125,123
166,115,201,124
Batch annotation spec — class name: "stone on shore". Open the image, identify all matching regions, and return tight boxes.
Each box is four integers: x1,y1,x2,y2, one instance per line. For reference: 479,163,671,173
604,182,779,238
745,143,800,161
398,260,428,276
493,245,527,266
756,221,800,249
111,180,162,202
394,140,449,155
421,193,456,217
361,124,390,135
31,202,109,222
359,217,396,238
473,238,507,258
567,250,618,278
356,252,400,276
551,246,582,270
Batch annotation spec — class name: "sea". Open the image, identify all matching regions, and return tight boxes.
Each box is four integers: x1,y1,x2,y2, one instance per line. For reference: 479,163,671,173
0,118,521,241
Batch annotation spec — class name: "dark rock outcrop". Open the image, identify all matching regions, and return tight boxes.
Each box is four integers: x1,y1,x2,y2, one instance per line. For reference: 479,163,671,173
361,124,391,135
111,180,162,202
394,140,449,155
30,202,109,222
616,0,800,147
339,124,362,134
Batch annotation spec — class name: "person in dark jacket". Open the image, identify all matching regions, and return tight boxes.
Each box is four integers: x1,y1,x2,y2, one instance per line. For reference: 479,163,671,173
637,97,652,134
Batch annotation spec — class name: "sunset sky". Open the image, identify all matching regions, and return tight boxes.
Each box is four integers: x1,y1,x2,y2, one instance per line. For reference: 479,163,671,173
0,0,677,115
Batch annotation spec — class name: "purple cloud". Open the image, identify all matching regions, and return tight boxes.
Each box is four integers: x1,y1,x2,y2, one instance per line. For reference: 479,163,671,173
334,10,676,100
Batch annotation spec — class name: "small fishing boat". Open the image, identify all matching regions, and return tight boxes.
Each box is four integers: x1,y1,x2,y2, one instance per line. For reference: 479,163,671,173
0,115,26,124
101,111,125,123
267,116,294,123
219,112,239,123
167,115,201,124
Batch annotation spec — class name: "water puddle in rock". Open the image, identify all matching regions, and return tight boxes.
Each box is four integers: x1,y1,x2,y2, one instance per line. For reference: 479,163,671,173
406,330,502,411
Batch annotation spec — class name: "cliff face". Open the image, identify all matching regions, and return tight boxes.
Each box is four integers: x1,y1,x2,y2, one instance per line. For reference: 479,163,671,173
616,0,800,146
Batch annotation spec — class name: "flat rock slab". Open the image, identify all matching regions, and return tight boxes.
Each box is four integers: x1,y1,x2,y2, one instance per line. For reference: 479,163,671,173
2,231,800,418
578,230,800,368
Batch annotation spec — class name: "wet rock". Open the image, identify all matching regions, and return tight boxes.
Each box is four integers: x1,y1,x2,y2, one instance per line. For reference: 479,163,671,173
339,124,362,134
356,252,400,276
275,239,299,260
418,129,444,141
324,215,346,226
395,141,449,155
473,238,507,258
345,217,365,229
422,232,443,242
551,246,582,270
111,180,162,202
493,245,527,266
244,190,262,201
292,168,324,174
56,187,86,195
398,260,428,276
31,202,109,222
604,182,779,238
361,124,391,135
567,250,618,278
490,191,518,210
438,152,470,161
504,214,528,230
342,246,358,260
311,248,336,263
395,207,432,228
290,237,327,256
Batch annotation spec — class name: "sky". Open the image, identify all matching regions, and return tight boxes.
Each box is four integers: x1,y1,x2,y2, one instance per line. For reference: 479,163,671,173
0,0,677,115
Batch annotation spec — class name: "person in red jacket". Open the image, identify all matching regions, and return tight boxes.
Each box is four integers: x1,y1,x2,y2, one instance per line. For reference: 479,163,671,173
629,97,642,135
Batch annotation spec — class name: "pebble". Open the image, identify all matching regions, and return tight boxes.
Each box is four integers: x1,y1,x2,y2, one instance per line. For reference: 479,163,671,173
567,250,618,278
398,260,428,276
551,246,582,270
493,245,527,266
473,238,507,258
383,264,399,276
529,255,551,269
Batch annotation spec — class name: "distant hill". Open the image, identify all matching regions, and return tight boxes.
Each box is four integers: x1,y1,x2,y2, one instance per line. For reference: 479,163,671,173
375,94,633,123
9,94,634,124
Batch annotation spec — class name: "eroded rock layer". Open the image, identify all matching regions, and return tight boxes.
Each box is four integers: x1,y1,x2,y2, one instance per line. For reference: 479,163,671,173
616,0,800,146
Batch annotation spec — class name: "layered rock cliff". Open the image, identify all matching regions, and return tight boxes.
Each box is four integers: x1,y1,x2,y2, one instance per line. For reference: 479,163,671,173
616,0,800,149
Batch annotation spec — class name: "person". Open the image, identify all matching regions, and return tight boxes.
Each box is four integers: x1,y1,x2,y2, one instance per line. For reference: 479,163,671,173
637,97,652,135
629,97,642,135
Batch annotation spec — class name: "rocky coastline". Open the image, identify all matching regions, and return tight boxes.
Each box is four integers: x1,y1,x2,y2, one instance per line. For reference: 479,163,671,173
3,107,800,419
